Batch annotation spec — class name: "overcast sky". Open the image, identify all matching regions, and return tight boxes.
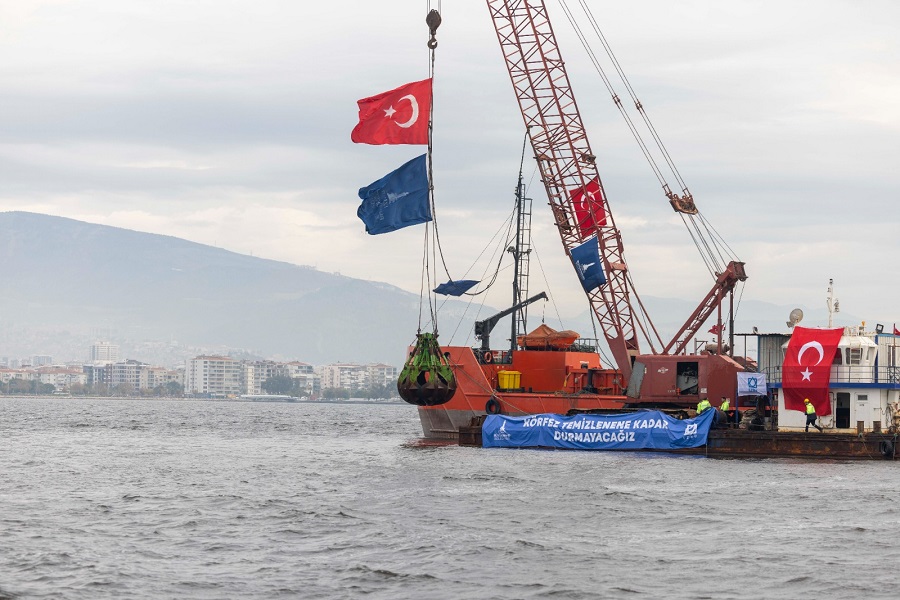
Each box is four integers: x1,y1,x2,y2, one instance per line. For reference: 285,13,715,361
3,0,899,333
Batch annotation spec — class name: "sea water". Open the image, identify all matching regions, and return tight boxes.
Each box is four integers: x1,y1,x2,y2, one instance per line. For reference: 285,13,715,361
2,397,899,599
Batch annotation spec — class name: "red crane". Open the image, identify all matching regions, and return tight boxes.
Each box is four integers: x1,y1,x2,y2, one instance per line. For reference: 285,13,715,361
486,0,747,406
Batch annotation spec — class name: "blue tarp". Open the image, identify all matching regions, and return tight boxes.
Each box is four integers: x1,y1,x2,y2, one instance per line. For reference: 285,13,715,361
434,279,479,296
482,409,716,451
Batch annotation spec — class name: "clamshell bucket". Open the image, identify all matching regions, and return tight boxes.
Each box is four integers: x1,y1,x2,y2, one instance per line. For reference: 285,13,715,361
397,332,457,406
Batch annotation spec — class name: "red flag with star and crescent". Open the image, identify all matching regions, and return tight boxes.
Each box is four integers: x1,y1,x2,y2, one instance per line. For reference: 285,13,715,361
351,79,432,145
570,178,607,240
782,326,843,416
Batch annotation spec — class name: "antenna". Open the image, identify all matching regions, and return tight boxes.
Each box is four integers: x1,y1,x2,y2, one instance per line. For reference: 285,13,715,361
826,278,839,327
786,308,804,329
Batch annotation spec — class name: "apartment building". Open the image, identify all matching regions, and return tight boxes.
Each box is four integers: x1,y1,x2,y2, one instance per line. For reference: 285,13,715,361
108,359,148,392
184,355,242,397
366,363,398,388
90,342,119,363
140,366,184,389
35,367,87,388
242,360,280,395
319,363,365,390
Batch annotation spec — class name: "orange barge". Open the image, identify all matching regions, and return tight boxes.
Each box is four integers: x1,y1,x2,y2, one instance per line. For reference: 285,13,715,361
417,342,625,440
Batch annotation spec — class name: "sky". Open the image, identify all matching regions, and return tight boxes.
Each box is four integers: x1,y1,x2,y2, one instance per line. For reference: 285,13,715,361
3,0,900,333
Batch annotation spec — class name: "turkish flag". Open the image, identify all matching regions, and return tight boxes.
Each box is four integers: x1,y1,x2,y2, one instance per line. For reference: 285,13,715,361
570,178,607,239
351,79,431,145
894,323,900,336
708,324,724,335
782,326,843,416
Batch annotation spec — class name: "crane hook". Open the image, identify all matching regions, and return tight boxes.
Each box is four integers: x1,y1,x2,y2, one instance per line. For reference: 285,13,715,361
426,9,441,49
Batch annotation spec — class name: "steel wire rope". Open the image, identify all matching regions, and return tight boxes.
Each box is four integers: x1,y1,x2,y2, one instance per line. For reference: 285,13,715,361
417,223,429,332
574,0,689,193
554,0,668,188
685,212,726,273
516,156,568,331
438,206,518,345
698,211,741,264
731,278,746,331
461,130,531,299
692,216,727,273
679,213,718,278
586,301,616,372
623,268,663,353
431,140,540,344
420,223,438,331
421,7,442,334
557,0,741,277
526,235,566,331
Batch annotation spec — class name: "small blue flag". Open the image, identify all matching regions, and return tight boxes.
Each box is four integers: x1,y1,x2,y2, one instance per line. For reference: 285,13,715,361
357,154,432,235
434,279,479,296
570,235,606,291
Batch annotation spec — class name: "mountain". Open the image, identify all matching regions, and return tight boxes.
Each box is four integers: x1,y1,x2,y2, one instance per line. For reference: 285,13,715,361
0,211,481,366
0,211,864,369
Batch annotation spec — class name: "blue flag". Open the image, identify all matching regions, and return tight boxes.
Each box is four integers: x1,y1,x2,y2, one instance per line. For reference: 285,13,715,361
434,279,479,296
570,235,606,291
357,154,432,235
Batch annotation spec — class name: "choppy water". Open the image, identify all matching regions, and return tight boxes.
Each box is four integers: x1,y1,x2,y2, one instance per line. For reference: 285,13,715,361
2,397,900,599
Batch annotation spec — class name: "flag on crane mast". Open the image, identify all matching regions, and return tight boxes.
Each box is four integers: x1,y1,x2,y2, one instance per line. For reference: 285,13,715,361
708,324,724,335
351,79,432,145
357,154,432,234
781,326,843,416
570,236,606,291
570,179,607,240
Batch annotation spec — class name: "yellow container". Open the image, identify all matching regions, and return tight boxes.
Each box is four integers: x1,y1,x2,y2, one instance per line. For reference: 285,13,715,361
497,370,521,390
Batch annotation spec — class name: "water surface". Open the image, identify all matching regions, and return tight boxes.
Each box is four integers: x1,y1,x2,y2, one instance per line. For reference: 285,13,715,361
2,397,899,598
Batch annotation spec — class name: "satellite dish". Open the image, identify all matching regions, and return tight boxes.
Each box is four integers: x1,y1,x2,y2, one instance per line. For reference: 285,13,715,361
786,308,804,328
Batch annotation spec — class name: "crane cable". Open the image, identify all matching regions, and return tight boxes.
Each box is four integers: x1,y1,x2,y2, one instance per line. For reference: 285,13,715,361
574,0,690,194
555,0,741,276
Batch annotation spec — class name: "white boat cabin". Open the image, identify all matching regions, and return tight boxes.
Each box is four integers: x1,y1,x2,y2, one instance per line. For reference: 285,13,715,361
775,326,900,432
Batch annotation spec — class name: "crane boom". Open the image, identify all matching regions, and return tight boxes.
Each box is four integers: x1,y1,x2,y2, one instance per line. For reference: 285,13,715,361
487,0,639,381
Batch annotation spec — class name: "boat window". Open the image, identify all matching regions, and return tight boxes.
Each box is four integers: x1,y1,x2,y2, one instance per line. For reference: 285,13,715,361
832,349,842,365
848,348,862,365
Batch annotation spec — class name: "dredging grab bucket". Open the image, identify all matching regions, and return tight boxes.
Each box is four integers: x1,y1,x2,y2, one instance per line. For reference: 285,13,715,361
397,332,457,406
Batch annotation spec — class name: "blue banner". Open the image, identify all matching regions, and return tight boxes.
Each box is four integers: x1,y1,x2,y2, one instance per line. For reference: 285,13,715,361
482,409,716,451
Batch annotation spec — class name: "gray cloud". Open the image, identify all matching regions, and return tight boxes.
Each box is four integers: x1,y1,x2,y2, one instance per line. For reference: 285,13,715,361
1,0,899,324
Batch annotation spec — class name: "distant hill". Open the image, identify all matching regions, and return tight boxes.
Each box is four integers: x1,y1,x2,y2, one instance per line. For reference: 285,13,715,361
0,211,861,368
0,211,483,366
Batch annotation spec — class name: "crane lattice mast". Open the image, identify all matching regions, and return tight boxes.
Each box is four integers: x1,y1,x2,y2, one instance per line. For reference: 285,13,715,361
487,0,639,379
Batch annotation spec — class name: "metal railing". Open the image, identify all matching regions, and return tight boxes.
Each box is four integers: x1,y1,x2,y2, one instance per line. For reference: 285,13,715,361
764,365,900,385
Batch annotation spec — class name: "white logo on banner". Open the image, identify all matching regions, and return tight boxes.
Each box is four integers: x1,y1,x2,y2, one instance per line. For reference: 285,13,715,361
493,420,510,441
684,423,698,437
